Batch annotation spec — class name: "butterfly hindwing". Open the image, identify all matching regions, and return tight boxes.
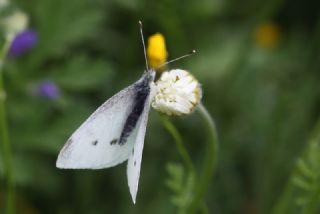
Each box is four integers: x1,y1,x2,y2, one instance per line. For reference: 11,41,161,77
127,83,155,203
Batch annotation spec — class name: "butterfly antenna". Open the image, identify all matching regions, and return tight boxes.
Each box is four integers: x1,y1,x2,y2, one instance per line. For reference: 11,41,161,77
139,21,149,70
157,50,196,69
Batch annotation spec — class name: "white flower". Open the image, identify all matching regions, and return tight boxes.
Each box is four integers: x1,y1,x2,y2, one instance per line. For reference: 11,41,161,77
1,10,28,39
152,69,202,116
0,0,8,8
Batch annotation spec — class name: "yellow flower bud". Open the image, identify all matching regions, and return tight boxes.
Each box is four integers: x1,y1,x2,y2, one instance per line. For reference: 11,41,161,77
147,33,168,69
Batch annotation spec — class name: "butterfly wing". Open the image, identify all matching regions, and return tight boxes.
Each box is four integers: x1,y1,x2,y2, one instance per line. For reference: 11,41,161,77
126,83,155,203
56,83,139,169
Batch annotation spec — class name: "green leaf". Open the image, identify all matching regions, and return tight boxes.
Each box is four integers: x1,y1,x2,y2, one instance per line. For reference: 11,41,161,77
32,0,104,59
51,55,114,91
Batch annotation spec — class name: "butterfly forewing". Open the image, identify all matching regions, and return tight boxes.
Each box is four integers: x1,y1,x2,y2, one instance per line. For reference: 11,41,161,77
57,82,140,169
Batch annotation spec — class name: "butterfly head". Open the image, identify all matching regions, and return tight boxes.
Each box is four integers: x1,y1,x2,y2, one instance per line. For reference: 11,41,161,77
140,69,155,85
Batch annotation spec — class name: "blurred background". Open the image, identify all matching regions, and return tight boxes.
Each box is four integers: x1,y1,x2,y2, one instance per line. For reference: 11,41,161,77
1,0,320,213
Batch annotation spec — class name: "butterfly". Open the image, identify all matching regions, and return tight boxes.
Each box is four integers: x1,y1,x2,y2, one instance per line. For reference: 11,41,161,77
56,21,195,203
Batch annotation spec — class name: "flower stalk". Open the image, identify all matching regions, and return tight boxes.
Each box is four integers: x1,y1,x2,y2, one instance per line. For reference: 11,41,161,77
0,36,15,214
161,103,219,213
187,103,219,213
160,115,195,175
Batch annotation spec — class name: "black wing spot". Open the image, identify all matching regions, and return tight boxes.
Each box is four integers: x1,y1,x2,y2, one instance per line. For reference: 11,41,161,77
134,160,136,166
92,140,98,146
132,148,134,155
110,139,118,145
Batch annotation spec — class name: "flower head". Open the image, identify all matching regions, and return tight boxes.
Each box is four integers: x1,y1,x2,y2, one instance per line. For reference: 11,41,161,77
0,0,8,8
37,80,60,100
8,29,38,57
147,33,168,69
254,23,280,48
1,10,28,39
152,69,202,116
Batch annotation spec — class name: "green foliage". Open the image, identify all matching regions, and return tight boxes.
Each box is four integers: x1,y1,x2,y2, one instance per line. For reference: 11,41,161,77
166,162,195,213
31,0,104,59
50,55,113,91
273,121,320,214
294,142,320,209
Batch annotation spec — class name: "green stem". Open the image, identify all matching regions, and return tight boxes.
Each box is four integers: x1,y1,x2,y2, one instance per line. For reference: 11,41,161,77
187,103,219,214
160,104,218,213
160,115,195,176
0,37,15,214
160,114,196,213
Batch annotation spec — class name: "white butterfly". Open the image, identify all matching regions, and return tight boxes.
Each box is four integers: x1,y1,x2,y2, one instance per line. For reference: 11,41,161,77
56,21,195,203
56,69,155,203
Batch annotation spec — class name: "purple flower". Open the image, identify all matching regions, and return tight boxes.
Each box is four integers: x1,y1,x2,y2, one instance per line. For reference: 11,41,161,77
9,29,38,57
37,80,60,100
